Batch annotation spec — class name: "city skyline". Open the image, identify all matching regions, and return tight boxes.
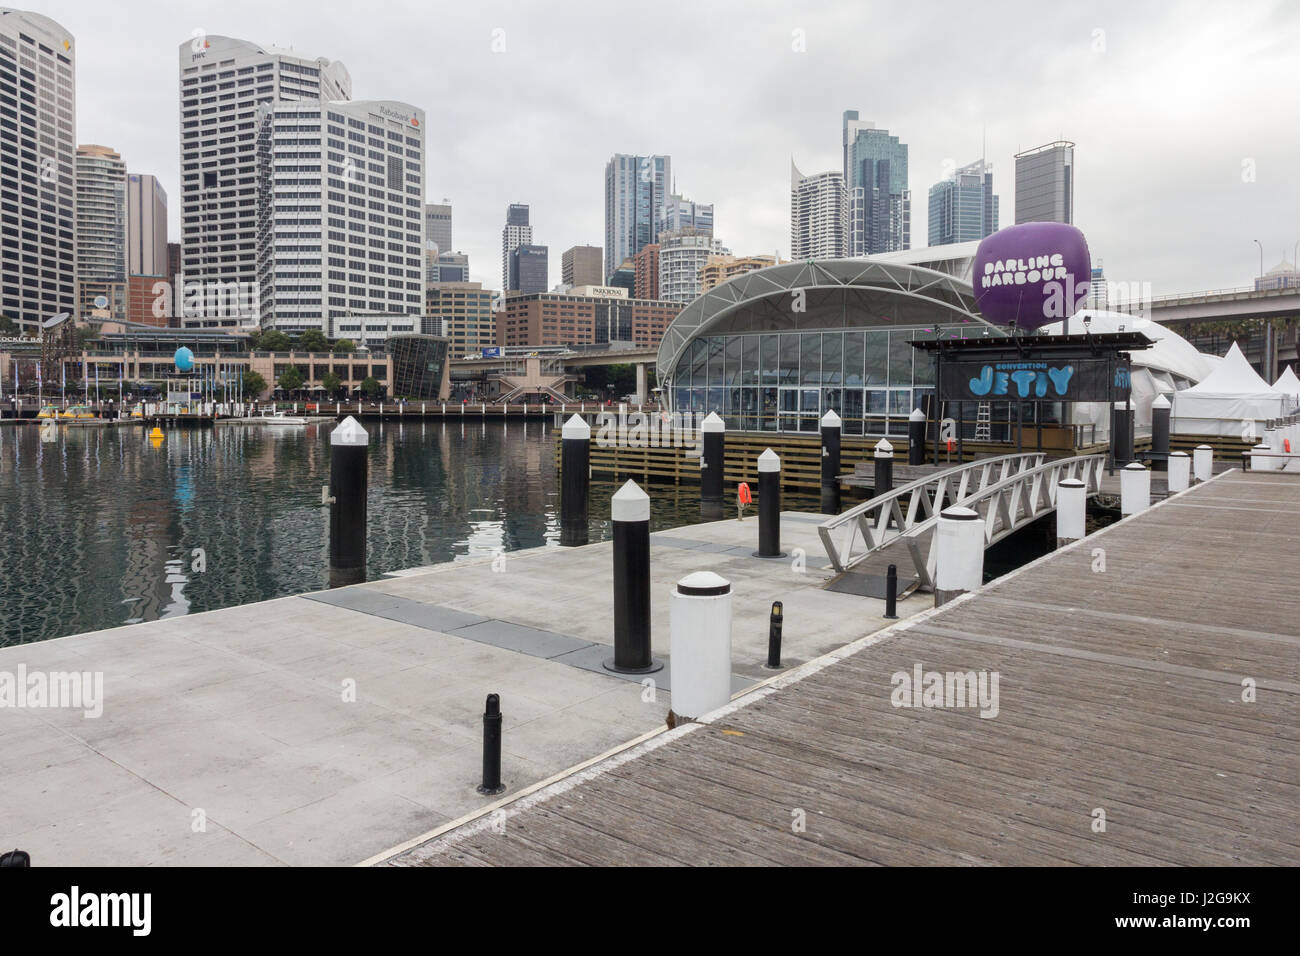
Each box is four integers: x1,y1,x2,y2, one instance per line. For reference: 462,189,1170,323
13,0,1300,301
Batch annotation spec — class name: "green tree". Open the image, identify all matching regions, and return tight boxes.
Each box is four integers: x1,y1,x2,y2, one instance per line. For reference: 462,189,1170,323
245,328,263,350
360,376,383,399
0,315,17,335
260,330,292,352
297,328,329,353
332,338,356,354
73,326,97,349
321,371,342,396
241,370,267,399
277,366,305,392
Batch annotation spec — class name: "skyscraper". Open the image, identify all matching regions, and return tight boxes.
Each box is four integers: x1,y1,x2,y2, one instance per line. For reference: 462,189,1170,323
842,110,910,254
178,35,351,303
0,9,76,331
1014,141,1074,224
425,201,452,254
508,244,549,295
126,173,168,276
75,145,127,319
501,203,532,291
790,162,847,260
658,232,729,304
255,99,426,339
561,245,603,287
927,160,999,246
604,153,670,282
659,194,713,239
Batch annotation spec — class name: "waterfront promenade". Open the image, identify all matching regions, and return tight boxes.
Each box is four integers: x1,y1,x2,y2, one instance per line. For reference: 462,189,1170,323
0,509,920,866
383,469,1300,866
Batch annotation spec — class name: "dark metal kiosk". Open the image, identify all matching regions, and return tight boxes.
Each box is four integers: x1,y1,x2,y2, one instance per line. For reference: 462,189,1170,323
910,330,1153,475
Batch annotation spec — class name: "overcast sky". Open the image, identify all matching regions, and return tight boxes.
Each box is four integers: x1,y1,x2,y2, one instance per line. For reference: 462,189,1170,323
39,0,1300,295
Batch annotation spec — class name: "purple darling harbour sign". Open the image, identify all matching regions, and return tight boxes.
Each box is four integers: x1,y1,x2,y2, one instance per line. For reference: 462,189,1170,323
972,222,1092,331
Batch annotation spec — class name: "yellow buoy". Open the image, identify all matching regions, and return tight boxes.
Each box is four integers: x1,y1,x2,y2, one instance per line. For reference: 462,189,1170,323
149,427,164,441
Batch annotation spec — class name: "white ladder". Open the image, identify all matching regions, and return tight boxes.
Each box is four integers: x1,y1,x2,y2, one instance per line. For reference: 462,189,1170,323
974,402,991,441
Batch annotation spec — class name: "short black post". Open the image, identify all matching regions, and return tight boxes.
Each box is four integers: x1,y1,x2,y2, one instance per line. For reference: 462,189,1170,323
1150,394,1171,471
819,409,842,515
884,564,899,619
765,601,783,669
700,411,725,521
605,480,662,674
907,408,926,466
560,414,590,546
0,849,30,867
477,693,505,795
329,416,369,588
754,448,785,558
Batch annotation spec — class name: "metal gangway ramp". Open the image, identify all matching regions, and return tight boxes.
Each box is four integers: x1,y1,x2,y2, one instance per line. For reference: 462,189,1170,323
818,452,1107,591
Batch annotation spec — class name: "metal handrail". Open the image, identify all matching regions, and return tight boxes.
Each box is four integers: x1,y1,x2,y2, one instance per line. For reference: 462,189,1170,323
818,452,1046,574
903,454,1107,591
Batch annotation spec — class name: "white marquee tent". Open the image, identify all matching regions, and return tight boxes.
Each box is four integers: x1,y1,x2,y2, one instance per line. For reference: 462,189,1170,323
1274,365,1300,406
1171,343,1286,436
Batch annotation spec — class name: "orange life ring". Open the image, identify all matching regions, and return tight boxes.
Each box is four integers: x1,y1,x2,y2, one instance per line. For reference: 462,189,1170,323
737,482,753,505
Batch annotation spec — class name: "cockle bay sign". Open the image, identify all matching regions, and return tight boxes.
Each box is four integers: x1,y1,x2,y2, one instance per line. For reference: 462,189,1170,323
939,357,1128,402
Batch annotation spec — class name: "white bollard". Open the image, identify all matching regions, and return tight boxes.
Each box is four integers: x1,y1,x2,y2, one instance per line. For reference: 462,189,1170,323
1056,477,1086,547
934,506,984,606
1255,424,1277,472
668,571,733,723
1168,451,1190,493
1121,462,1150,515
1193,444,1212,483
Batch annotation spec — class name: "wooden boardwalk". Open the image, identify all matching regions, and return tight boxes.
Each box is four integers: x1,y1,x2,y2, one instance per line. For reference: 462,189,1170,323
383,470,1300,866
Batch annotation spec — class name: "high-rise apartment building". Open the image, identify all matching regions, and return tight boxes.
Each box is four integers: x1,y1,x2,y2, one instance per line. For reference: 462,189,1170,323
633,243,659,301
501,203,532,291
254,98,426,339
1014,141,1074,224
927,160,998,246
561,245,602,287
659,194,713,240
658,232,729,305
178,35,351,314
790,162,847,260
126,173,168,276
508,244,548,295
0,9,76,331
424,200,452,254
842,111,910,254
700,254,784,293
425,281,496,356
604,153,670,283
75,145,127,319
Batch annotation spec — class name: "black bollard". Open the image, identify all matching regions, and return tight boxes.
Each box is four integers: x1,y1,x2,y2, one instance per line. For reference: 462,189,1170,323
765,601,783,669
700,411,725,521
477,693,505,795
1150,394,1171,471
754,448,786,558
560,414,590,546
907,407,926,466
1112,401,1134,465
604,480,662,673
819,409,842,515
874,438,894,497
329,416,369,588
884,564,899,619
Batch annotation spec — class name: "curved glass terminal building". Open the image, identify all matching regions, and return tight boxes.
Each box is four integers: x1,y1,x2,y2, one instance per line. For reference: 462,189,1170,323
656,245,1003,434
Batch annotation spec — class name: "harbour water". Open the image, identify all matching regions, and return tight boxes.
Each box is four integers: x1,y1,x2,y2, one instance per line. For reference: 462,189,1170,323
0,418,758,646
